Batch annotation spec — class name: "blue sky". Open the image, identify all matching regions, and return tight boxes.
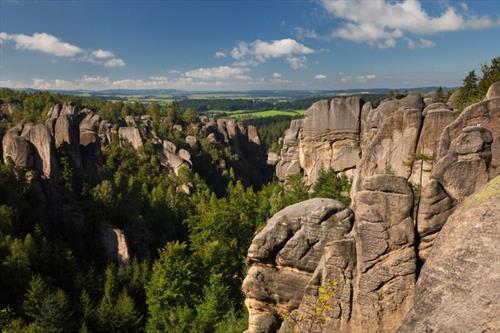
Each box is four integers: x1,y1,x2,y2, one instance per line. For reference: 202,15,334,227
0,0,499,91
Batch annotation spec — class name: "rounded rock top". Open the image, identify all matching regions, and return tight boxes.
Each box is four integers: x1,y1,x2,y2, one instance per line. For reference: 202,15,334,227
485,81,500,100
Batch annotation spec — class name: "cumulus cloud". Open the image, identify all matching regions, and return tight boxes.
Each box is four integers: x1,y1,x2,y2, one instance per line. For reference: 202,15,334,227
230,38,314,69
286,56,308,69
0,32,125,67
314,74,328,80
321,0,499,48
272,72,282,78
0,31,126,67
405,37,435,49
91,49,115,59
149,76,168,81
103,58,126,67
184,66,250,80
0,32,82,57
215,51,227,58
340,74,376,83
294,27,319,40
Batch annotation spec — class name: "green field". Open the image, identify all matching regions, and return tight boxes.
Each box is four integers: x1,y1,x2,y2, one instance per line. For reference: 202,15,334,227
207,109,305,119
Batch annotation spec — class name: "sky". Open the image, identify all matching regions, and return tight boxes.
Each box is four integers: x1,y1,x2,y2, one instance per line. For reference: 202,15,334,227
0,0,499,91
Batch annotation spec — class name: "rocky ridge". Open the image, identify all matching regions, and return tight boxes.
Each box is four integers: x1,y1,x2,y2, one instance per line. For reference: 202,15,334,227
0,102,266,263
246,82,500,332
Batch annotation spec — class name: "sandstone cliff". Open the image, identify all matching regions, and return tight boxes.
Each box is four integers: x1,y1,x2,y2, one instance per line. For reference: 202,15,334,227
244,81,500,332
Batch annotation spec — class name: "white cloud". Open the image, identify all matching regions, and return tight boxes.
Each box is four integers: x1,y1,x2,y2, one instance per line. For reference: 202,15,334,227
230,38,314,69
294,27,318,40
149,76,168,81
79,75,111,84
103,58,126,67
215,51,227,58
2,72,298,91
321,0,499,48
286,55,308,70
405,37,435,49
272,72,282,78
91,49,115,59
0,32,82,57
184,66,250,80
340,74,376,83
314,74,327,80
0,31,126,66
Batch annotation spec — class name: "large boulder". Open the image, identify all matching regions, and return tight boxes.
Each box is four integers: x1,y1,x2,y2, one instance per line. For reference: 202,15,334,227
21,124,57,178
118,127,143,150
243,198,353,333
101,224,130,265
2,130,35,169
398,176,500,333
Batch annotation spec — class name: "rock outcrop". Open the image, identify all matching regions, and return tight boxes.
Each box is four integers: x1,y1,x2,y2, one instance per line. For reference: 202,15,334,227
243,198,354,333
350,175,416,333
245,82,500,332
299,97,363,184
399,176,500,333
417,83,499,260
276,119,302,182
101,224,130,265
1,101,268,266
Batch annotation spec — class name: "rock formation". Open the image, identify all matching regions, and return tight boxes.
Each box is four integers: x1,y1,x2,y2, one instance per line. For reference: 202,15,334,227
101,224,130,265
399,176,500,333
243,198,354,333
245,81,500,332
1,101,267,263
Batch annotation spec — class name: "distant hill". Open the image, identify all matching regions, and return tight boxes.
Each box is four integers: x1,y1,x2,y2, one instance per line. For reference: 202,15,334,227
3,87,456,100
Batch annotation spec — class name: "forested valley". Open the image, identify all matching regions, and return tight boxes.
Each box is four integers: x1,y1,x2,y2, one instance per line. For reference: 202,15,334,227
0,56,498,332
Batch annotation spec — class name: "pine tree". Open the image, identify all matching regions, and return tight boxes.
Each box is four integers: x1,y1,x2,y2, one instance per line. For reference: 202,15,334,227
435,86,445,103
456,70,479,110
36,290,73,333
23,276,48,322
312,170,351,206
195,273,231,331
146,242,197,332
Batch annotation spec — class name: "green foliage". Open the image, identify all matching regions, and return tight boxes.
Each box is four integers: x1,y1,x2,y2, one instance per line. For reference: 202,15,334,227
456,57,500,110
146,242,197,332
279,174,310,209
286,279,337,333
0,88,358,332
182,107,199,124
23,277,73,333
312,170,351,206
194,273,231,331
435,86,445,103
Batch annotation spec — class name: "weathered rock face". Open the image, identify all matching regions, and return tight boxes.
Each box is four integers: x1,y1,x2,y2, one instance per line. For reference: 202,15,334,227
398,176,500,333
248,83,500,333
417,88,499,260
354,104,423,192
118,127,144,150
300,97,363,184
276,119,302,182
101,224,130,265
350,175,416,333
243,198,354,333
21,123,58,178
2,130,35,169
408,106,455,188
